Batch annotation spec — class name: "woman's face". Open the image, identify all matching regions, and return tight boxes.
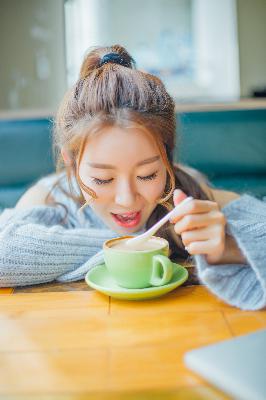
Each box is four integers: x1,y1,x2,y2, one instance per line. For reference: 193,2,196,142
78,125,167,234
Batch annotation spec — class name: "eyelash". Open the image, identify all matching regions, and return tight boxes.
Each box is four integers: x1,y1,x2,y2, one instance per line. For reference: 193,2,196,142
92,171,158,185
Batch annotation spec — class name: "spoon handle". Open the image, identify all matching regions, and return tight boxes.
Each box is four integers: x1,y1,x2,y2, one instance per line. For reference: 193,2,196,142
146,196,193,236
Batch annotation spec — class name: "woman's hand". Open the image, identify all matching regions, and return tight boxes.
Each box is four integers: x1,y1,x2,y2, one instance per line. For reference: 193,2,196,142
170,189,227,264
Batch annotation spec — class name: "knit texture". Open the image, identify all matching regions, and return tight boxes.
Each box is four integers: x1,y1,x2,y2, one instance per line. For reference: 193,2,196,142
194,194,266,310
0,206,117,286
0,190,265,310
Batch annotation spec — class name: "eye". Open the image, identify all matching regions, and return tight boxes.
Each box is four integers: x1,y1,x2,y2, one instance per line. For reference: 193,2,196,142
138,171,158,181
92,178,114,185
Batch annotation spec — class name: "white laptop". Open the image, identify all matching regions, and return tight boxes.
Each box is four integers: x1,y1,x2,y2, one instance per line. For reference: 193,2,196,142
184,329,266,400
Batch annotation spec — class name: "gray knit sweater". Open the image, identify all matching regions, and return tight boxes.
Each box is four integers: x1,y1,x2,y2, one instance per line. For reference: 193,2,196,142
0,173,265,311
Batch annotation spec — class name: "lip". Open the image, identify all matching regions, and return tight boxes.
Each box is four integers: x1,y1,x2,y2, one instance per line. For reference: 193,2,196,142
111,211,140,216
111,211,142,228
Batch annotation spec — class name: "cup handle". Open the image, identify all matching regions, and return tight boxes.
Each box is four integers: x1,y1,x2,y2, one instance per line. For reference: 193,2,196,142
149,255,173,286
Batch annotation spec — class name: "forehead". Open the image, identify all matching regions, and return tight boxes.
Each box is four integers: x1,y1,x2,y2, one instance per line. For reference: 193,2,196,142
83,126,159,160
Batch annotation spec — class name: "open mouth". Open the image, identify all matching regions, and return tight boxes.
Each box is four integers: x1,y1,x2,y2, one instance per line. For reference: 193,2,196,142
111,211,142,228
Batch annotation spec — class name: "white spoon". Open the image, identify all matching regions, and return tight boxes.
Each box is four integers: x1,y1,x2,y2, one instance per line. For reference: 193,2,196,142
126,196,193,248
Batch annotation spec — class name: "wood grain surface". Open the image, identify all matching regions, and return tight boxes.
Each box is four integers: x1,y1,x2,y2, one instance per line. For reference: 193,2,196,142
0,263,265,399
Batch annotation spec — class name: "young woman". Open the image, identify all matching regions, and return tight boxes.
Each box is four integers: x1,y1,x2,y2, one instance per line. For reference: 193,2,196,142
0,45,265,310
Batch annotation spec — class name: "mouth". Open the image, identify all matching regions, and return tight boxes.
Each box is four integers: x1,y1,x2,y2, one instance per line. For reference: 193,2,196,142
111,211,142,228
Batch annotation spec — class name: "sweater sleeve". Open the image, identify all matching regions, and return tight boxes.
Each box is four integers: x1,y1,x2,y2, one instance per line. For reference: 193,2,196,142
194,194,266,311
0,206,116,287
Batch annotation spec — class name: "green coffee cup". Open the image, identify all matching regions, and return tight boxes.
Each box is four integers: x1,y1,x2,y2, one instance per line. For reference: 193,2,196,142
103,236,173,289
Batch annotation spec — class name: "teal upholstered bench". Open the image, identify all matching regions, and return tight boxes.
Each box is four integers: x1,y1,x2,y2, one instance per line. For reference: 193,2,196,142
176,108,266,198
0,118,55,209
0,107,265,210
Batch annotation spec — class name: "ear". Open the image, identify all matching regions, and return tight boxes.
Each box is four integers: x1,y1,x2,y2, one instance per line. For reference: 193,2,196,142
61,148,72,166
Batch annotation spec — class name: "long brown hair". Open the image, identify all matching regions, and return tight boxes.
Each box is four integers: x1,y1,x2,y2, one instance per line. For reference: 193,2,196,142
47,44,213,261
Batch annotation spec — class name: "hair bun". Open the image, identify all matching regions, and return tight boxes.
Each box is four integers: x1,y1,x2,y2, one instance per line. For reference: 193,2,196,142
99,52,132,68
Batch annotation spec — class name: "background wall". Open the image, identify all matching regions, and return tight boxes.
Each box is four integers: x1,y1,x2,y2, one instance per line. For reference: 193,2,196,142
237,0,266,97
0,0,265,111
0,0,66,111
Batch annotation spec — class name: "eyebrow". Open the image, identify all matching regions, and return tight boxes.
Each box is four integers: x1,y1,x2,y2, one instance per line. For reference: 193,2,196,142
87,155,161,169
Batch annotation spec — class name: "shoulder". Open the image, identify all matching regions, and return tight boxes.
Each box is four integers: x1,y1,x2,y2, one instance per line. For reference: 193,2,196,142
15,171,69,210
176,163,240,208
15,182,53,210
196,179,241,209
210,188,241,208
197,180,240,208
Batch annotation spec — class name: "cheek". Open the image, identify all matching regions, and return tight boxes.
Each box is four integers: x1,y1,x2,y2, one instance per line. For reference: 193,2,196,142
81,189,109,217
81,187,111,204
141,173,166,202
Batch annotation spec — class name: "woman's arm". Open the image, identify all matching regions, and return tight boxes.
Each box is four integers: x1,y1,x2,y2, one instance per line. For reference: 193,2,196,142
171,187,246,265
194,194,266,310
206,188,247,265
211,233,248,265
195,184,246,264
0,176,115,287
173,167,266,309
174,185,266,309
210,188,241,208
0,206,115,287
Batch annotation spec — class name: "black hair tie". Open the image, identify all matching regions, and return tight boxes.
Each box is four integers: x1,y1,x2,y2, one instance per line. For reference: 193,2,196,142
99,52,131,68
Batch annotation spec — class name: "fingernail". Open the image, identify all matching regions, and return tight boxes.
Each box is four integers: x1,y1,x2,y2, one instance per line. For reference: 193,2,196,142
173,189,187,204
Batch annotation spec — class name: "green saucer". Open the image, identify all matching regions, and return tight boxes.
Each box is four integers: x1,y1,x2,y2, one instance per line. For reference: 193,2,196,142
85,263,188,301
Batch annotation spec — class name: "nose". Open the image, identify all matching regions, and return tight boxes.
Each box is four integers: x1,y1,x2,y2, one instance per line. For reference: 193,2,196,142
115,179,137,208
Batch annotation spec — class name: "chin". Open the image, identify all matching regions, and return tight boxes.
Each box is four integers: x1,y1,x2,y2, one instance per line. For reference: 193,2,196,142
111,225,140,235
108,218,144,235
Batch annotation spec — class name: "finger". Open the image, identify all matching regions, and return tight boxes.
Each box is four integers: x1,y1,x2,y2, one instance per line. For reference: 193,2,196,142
173,189,187,205
170,199,220,223
173,211,226,234
185,238,222,255
180,225,222,246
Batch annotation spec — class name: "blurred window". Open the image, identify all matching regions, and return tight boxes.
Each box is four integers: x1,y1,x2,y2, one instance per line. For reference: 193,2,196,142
64,0,239,101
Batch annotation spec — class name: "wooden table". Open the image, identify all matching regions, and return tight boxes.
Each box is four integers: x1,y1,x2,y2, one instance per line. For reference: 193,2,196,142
0,269,266,400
